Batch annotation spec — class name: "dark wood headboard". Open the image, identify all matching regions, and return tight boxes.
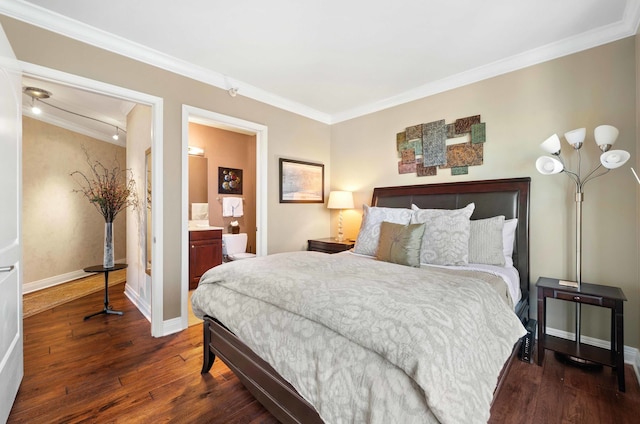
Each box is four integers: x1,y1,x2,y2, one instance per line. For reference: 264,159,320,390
371,177,531,316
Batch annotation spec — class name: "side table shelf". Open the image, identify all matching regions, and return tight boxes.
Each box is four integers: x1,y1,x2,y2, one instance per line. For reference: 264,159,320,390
536,276,627,391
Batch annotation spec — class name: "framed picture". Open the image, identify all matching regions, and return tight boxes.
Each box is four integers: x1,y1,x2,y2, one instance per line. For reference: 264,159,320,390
279,158,324,203
218,167,243,195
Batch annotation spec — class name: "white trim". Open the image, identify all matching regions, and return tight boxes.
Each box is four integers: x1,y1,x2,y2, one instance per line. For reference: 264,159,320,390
0,1,330,124
2,1,638,124
23,269,88,294
19,61,166,337
181,105,268,330
22,257,126,294
161,317,184,337
545,327,640,381
124,283,151,322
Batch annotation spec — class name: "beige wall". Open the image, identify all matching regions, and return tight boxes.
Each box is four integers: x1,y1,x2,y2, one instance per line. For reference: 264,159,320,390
0,16,332,320
331,38,639,348
6,16,639,347
22,117,127,283
188,124,257,254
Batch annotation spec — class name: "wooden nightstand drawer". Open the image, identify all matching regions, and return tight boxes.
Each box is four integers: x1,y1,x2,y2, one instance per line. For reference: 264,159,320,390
554,291,603,306
308,238,355,254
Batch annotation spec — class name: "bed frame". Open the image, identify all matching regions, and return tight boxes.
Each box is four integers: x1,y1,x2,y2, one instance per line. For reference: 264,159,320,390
201,177,531,424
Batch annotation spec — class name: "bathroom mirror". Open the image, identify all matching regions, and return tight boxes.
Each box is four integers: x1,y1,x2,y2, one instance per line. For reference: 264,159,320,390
145,148,152,276
188,155,208,219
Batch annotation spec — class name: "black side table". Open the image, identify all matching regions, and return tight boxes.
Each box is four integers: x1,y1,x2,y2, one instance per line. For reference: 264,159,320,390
536,276,627,391
83,263,128,320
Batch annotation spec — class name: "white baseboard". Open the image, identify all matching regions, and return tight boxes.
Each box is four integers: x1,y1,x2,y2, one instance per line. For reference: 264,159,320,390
161,317,185,336
546,326,640,383
123,283,151,322
23,258,127,294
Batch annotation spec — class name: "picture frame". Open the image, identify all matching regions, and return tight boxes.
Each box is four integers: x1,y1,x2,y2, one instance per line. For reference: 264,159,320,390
279,158,324,203
218,167,243,195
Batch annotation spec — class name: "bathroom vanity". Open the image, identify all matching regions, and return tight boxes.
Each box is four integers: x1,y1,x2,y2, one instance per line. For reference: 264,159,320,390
189,227,223,290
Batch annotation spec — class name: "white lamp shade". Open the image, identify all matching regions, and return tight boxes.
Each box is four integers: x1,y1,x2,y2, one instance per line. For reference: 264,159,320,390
564,128,586,148
536,156,564,175
594,125,619,150
600,150,630,169
540,134,561,154
327,191,354,209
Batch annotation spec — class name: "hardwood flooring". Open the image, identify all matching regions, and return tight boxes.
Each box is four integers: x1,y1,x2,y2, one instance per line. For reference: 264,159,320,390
9,282,640,423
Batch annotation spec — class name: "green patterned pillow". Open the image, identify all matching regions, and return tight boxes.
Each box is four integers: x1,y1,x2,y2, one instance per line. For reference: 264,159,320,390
376,221,426,267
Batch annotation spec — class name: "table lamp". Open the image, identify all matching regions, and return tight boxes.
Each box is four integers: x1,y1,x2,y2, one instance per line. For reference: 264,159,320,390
327,191,354,242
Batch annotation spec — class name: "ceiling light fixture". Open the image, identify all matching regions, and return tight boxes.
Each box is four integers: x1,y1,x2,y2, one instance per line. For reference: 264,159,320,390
23,86,51,115
21,86,127,142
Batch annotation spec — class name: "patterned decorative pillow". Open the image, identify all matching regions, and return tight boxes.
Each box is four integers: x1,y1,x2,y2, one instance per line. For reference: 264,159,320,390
376,221,426,267
353,205,413,256
469,216,505,266
410,203,475,265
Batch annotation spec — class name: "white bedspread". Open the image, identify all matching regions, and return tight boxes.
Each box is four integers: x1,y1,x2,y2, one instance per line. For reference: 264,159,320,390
191,251,526,424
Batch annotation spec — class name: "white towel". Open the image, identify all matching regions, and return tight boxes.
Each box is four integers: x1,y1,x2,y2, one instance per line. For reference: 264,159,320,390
222,197,243,217
192,203,208,220
231,197,243,217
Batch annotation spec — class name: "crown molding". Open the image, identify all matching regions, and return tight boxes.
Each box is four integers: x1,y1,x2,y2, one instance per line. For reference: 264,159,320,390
331,1,640,123
0,0,331,124
3,0,639,125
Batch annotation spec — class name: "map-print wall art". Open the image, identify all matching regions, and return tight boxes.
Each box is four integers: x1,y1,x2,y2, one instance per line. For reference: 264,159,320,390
397,114,486,176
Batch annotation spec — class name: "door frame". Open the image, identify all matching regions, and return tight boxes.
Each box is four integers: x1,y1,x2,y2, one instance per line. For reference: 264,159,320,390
181,105,268,328
19,62,166,336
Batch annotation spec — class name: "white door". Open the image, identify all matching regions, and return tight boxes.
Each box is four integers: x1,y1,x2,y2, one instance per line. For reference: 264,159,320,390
0,23,23,423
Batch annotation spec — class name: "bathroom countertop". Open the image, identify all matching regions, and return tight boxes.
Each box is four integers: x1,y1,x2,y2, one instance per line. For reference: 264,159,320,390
188,225,224,232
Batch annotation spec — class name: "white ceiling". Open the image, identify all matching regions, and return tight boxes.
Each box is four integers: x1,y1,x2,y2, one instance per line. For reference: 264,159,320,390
3,0,640,138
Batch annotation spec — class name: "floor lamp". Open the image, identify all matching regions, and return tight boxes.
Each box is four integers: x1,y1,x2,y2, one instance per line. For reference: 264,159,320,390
327,191,354,242
535,125,629,355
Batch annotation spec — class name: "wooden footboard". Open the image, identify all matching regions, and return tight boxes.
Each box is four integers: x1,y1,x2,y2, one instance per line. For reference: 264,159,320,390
201,316,324,424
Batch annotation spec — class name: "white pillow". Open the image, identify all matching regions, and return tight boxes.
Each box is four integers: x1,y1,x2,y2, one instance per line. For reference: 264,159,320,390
353,205,413,256
410,203,475,266
469,216,505,266
503,218,518,267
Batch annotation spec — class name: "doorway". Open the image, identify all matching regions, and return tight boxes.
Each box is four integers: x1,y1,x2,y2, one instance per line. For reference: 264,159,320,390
20,62,166,336
181,105,268,328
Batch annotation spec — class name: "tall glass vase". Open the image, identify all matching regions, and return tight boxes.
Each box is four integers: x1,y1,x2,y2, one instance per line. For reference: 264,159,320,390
104,221,114,268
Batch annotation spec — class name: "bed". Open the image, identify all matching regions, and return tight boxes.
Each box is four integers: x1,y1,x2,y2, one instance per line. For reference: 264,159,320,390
192,177,531,424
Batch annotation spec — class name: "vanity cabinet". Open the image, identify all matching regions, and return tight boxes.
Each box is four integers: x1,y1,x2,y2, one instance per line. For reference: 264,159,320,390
189,229,222,290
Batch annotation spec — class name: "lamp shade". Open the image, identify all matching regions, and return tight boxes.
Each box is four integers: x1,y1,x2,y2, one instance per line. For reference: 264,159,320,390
594,125,619,152
564,128,586,149
327,191,354,209
600,150,630,169
535,156,564,175
540,134,561,155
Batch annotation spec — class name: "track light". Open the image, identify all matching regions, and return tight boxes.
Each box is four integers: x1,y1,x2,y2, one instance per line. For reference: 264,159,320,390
23,86,50,115
30,97,42,115
22,85,127,142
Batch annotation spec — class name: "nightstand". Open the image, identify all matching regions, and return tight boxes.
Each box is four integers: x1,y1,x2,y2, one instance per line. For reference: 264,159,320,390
536,276,627,391
307,237,355,254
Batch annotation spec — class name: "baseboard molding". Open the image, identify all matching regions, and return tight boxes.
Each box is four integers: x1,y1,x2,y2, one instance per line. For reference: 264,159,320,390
161,317,185,337
123,283,151,322
546,326,640,383
23,257,127,294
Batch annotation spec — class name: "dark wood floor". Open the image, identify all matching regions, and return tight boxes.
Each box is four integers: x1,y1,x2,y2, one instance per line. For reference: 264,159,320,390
8,282,640,423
